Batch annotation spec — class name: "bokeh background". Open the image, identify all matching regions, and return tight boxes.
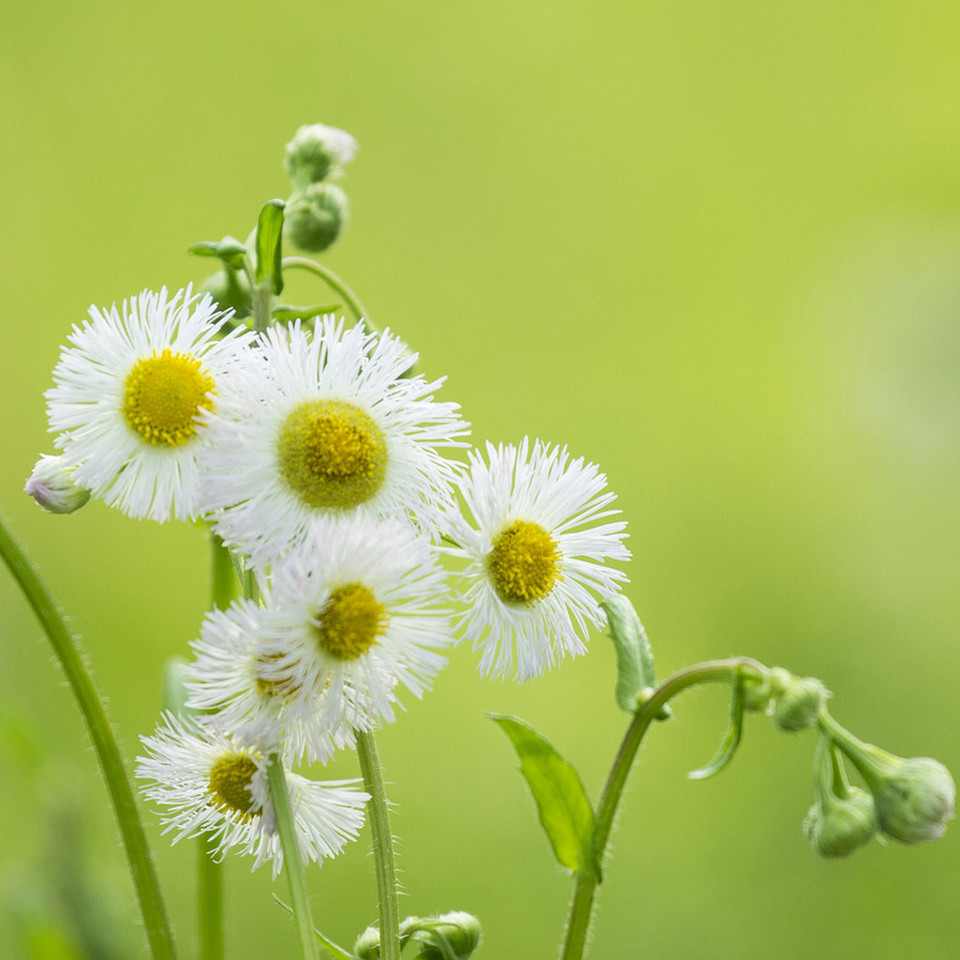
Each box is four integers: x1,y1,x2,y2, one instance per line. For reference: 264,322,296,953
2,2,959,958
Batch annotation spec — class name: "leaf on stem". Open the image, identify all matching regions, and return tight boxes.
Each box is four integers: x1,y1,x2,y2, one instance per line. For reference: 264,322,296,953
188,236,248,271
600,595,668,716
255,200,286,295
688,676,746,780
489,714,599,879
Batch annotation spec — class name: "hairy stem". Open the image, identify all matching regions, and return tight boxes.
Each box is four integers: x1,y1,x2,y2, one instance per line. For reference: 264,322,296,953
356,729,401,960
560,657,767,960
0,515,178,960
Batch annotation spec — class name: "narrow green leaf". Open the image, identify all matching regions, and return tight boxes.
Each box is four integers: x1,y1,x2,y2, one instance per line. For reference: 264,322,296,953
490,714,598,878
271,303,342,322
187,236,248,270
600,594,668,718
255,200,286,295
688,677,746,780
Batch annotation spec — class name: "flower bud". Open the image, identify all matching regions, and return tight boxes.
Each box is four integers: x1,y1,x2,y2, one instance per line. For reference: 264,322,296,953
284,183,349,253
354,925,380,960
772,675,828,732
804,787,877,858
24,454,90,514
402,912,482,960
284,123,357,186
199,267,251,320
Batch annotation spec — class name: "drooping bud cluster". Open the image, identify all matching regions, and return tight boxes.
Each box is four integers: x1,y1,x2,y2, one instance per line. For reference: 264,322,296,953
742,666,827,732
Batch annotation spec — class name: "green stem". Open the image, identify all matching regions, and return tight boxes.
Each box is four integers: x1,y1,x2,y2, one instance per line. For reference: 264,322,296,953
267,753,319,960
0,515,178,960
355,729,401,960
196,534,238,960
560,657,766,960
282,257,371,328
198,836,224,960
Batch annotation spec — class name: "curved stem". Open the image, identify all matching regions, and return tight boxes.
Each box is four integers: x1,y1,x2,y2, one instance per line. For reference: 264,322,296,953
560,657,766,960
0,515,178,960
267,753,319,960
282,257,371,328
356,730,401,960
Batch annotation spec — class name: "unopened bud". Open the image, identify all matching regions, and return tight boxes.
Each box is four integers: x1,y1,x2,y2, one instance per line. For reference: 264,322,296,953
354,925,380,960
402,912,482,960
25,454,90,514
284,123,357,186
773,675,828,732
284,183,349,253
804,788,877,858
199,267,251,320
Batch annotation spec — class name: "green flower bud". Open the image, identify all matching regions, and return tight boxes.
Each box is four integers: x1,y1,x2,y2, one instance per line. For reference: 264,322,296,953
284,183,349,253
24,454,90,514
284,123,357,186
402,912,482,960
804,787,877,858
866,754,954,844
773,675,828,732
199,266,251,320
804,735,877,858
354,925,380,960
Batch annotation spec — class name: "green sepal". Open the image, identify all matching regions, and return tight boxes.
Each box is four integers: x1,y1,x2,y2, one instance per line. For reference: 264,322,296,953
255,199,285,295
489,714,599,880
187,235,248,270
600,595,669,718
688,676,746,780
272,303,342,322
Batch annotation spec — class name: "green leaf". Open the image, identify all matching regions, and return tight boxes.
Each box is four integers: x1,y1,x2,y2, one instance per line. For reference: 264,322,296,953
272,303,342,322
187,235,248,270
255,199,286,295
600,594,668,717
490,714,598,878
688,677,746,780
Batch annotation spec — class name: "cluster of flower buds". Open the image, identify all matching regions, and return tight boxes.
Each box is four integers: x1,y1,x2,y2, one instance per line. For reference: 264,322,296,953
742,664,953,857
355,912,482,960
282,123,355,253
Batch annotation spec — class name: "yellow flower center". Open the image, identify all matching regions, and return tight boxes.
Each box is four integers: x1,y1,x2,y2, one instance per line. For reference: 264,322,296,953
487,520,562,604
123,349,216,446
277,400,387,509
207,752,261,821
312,582,387,660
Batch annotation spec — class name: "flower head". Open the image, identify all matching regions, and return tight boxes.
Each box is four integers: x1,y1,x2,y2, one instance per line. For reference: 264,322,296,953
207,513,454,739
45,287,251,522
136,714,367,876
447,438,629,680
200,318,468,562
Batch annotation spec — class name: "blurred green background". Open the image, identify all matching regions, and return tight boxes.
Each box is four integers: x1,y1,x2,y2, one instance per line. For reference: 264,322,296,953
2,1,959,958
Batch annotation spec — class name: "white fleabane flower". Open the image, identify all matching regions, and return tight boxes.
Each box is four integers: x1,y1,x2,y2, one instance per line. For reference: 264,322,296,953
200,317,468,562
447,438,630,681
247,513,453,736
45,287,252,522
183,597,356,764
136,714,367,878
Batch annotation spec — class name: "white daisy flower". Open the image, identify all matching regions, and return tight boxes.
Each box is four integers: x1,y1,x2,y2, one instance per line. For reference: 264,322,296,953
45,287,252,522
200,317,468,562
183,597,356,764
246,512,453,736
136,714,368,878
447,438,630,681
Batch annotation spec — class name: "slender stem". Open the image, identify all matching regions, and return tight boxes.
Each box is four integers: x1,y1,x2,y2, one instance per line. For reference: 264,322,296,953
196,534,238,960
355,729,401,960
197,836,224,960
267,752,319,960
560,657,767,960
282,257,371,328
0,515,178,960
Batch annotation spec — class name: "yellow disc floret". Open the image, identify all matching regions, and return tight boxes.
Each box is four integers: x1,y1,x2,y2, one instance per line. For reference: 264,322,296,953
487,519,562,605
277,400,388,509
123,349,216,446
312,582,387,660
254,652,303,701
207,752,261,821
